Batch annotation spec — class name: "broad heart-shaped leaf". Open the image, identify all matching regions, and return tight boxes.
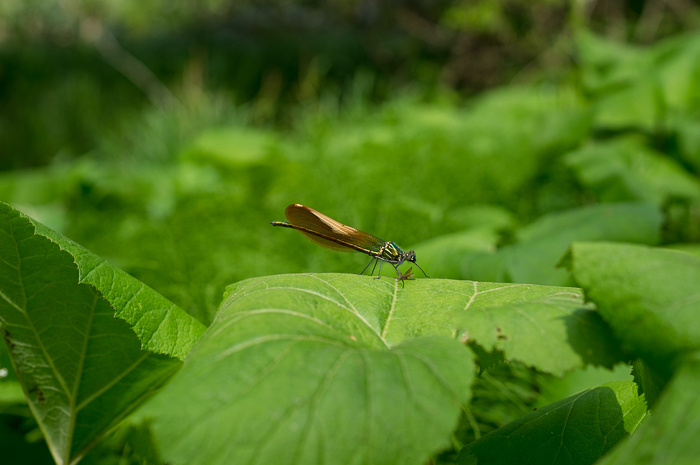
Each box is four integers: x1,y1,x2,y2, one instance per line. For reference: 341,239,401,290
567,242,700,375
141,273,625,465
463,203,661,286
597,352,700,465
141,273,475,465
456,380,647,465
0,203,205,464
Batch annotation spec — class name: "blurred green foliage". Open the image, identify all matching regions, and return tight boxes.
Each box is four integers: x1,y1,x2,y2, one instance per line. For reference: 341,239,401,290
3,0,700,168
3,1,700,464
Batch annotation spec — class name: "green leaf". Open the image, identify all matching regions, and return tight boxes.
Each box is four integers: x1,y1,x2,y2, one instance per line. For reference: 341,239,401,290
465,203,662,286
31,211,205,360
0,203,202,464
564,136,700,205
448,281,624,377
140,273,475,465
568,242,700,375
457,380,647,465
535,363,633,409
597,353,700,465
141,272,625,465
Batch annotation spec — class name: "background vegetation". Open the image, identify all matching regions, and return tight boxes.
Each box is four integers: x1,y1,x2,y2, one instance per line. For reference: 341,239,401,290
2,0,700,463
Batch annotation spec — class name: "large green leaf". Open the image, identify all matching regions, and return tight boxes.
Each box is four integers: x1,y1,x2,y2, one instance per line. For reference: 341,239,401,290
0,203,204,464
140,273,474,465
140,273,624,465
567,242,700,374
457,380,647,465
597,353,700,465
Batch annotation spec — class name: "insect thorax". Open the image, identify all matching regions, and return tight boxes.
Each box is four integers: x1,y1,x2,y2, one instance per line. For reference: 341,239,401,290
376,241,403,262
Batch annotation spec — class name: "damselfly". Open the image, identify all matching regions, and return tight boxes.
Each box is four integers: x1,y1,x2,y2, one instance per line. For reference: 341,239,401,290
271,204,428,279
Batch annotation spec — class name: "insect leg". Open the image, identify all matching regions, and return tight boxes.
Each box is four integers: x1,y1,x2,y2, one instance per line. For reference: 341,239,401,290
370,258,379,276
360,257,376,275
375,259,384,279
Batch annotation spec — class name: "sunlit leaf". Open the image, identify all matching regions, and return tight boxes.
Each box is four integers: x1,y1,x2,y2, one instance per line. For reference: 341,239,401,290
140,272,624,465
0,203,203,464
567,242,700,374
597,353,700,465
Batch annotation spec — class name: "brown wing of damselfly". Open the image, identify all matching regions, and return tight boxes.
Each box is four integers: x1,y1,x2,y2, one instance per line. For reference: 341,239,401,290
284,204,386,254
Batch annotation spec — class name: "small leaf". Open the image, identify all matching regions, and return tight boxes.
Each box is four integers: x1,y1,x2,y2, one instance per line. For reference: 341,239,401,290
568,242,700,374
457,380,647,465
